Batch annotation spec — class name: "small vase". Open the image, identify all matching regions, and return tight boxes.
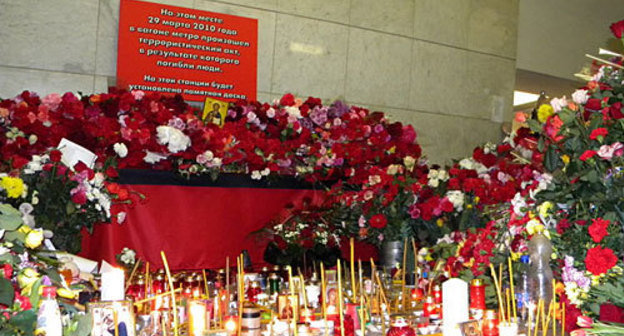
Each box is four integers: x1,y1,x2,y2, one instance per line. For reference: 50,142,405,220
380,240,403,270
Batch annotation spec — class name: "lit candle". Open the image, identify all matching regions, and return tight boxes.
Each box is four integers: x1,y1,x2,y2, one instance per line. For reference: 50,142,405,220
101,261,125,301
225,316,238,334
188,300,207,336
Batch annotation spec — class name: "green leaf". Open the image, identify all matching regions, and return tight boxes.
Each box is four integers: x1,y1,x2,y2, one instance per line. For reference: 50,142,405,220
527,119,542,133
0,204,22,231
8,310,36,335
3,230,25,244
65,313,93,336
544,145,562,172
42,267,63,284
0,277,14,306
558,109,576,124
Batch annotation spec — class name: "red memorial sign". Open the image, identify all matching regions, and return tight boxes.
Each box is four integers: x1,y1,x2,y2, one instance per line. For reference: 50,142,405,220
117,0,257,102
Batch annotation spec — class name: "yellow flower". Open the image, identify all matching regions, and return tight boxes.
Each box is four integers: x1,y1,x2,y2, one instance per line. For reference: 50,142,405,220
25,229,44,249
56,287,77,299
474,196,480,204
436,218,444,227
538,202,554,218
510,251,521,261
526,219,544,235
1,176,24,198
537,104,554,123
18,225,32,234
561,155,570,165
17,267,39,293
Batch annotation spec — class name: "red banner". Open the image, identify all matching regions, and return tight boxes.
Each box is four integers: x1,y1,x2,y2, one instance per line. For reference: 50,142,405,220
81,184,323,270
116,0,257,102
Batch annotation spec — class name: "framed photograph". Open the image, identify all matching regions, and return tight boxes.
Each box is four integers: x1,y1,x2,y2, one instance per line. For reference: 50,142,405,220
458,320,482,336
88,301,136,336
277,294,298,321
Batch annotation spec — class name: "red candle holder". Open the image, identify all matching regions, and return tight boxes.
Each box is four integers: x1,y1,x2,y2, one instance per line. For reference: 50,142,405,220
482,309,499,336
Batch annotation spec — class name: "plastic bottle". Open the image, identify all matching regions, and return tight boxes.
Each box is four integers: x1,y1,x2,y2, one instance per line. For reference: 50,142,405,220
527,229,553,304
37,286,63,336
514,255,531,321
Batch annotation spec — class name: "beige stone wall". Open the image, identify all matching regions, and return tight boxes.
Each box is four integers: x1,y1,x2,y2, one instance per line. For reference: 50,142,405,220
0,0,519,164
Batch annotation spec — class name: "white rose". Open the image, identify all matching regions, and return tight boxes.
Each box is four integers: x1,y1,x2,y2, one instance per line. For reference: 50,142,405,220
266,108,276,118
156,125,191,153
549,96,567,113
572,89,589,105
143,150,168,164
446,190,464,210
285,106,301,119
113,143,128,158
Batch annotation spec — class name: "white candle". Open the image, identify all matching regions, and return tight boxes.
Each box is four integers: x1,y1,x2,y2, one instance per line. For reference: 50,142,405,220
101,261,125,301
442,278,468,336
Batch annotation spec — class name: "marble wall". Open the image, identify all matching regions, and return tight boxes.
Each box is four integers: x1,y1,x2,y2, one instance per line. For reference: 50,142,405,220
0,0,519,164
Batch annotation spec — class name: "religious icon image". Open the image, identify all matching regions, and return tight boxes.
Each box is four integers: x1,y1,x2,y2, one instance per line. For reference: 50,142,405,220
459,320,482,336
277,294,298,321
202,97,228,127
89,301,135,336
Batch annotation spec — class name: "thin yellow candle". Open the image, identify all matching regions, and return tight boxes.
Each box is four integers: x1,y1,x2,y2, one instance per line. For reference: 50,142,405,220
202,269,209,299
533,300,542,336
160,251,179,336
401,238,408,311
508,257,517,321
528,302,533,336
133,288,182,305
320,263,328,336
337,260,345,336
125,261,141,291
552,279,557,336
489,264,506,323
300,274,308,309
237,256,243,336
226,256,230,294
541,298,546,334
561,302,565,336
350,238,357,300
113,309,119,336
144,262,150,315
358,259,364,300
543,301,552,336
358,297,365,336
506,288,511,324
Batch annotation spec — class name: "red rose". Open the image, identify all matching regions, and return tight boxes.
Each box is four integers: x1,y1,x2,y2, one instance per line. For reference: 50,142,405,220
610,20,624,39
588,218,610,243
13,293,31,310
49,150,62,163
1,264,12,279
279,93,295,106
585,98,602,111
585,246,618,275
369,214,387,228
10,156,29,170
105,166,119,178
589,128,608,140
71,191,87,205
600,303,624,324
609,102,624,119
579,150,597,161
